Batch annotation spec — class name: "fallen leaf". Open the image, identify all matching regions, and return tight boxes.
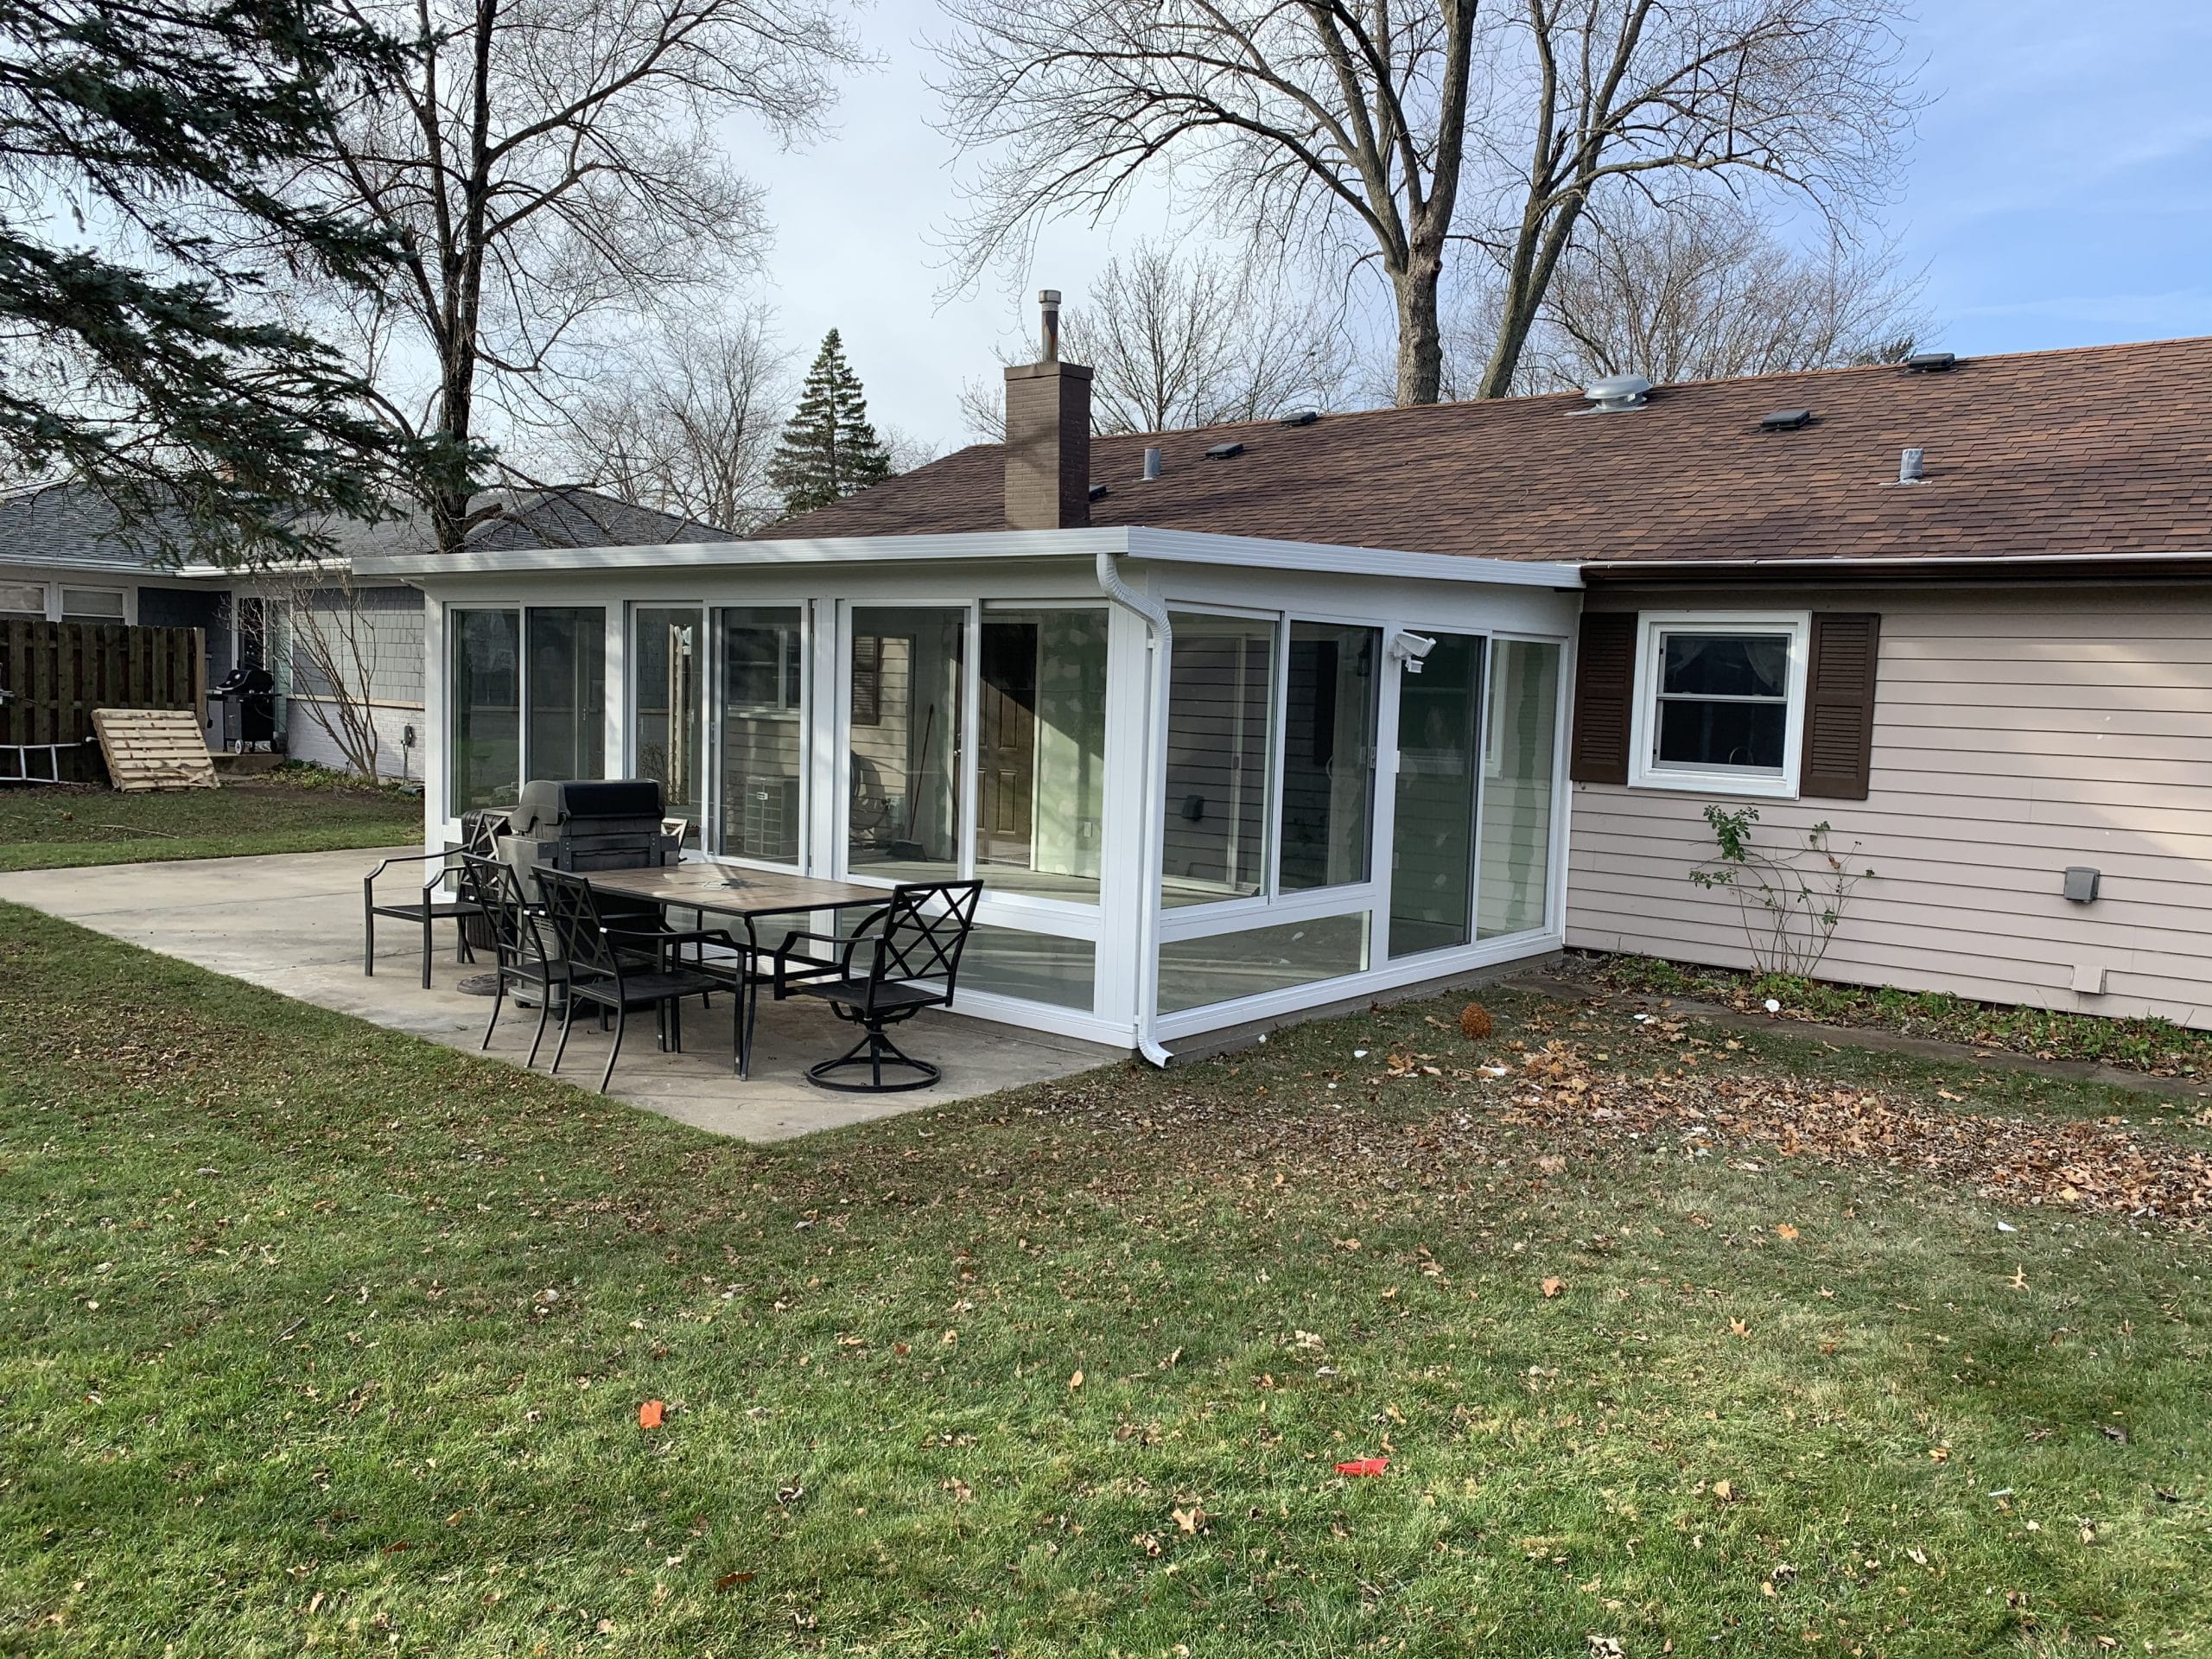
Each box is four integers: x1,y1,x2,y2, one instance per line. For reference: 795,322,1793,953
1173,1504,1205,1534
1335,1457,1389,1477
638,1400,665,1430
1774,1224,1800,1241
1729,1318,1750,1338
714,1571,756,1592
1068,1370,1084,1391
1134,1532,1162,1557
1711,1479,1734,1503
1541,1277,1566,1299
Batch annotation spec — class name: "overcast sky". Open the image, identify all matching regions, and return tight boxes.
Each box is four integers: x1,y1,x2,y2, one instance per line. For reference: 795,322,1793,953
737,0,2212,454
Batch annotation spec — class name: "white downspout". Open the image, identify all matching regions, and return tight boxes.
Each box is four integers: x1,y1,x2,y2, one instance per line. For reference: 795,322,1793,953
1096,549,1173,1066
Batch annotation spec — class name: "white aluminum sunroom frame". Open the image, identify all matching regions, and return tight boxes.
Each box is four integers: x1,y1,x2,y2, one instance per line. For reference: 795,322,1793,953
359,526,1581,1059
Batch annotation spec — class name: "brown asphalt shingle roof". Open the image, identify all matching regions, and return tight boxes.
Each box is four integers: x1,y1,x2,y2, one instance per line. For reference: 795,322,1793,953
760,337,2212,567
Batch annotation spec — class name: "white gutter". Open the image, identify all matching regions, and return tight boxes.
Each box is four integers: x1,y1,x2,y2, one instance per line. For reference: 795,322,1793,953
1095,549,1174,1067
1583,549,2212,575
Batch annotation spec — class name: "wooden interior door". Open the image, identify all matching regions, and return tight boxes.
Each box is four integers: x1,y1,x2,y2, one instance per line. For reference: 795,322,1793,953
978,620,1038,869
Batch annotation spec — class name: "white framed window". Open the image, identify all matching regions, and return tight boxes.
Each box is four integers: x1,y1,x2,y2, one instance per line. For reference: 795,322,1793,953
0,581,47,618
60,585,127,621
1628,612,1809,798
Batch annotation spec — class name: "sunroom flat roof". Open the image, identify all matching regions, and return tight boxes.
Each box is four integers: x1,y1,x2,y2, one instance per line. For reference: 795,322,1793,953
353,524,1584,591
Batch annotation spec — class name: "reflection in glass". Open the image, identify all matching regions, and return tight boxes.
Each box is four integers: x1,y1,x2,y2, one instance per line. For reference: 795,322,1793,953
715,607,804,864
1654,630,1789,772
959,923,1096,1009
633,607,702,827
849,607,964,879
451,608,520,810
524,607,605,780
1162,614,1274,906
976,608,1107,901
1478,639,1560,938
1279,623,1378,891
1389,632,1483,957
1157,912,1368,1013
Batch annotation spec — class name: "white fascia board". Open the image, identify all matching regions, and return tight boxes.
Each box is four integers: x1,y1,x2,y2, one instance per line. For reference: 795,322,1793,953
1124,526,1582,588
356,522,1586,589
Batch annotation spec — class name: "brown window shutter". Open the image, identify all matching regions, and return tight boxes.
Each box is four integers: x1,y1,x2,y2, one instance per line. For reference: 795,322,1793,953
1568,611,1637,785
1802,612,1881,799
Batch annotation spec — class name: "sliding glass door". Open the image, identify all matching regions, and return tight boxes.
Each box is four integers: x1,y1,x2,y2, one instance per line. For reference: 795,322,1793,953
1389,632,1484,957
847,607,964,880
633,607,702,831
976,607,1107,900
714,607,804,864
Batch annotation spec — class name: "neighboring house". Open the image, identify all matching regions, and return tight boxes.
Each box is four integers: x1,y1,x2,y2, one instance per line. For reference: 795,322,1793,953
359,324,2212,1054
0,483,728,779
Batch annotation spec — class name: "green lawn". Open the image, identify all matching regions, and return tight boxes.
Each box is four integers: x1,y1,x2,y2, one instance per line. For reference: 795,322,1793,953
0,773,423,871
3,906,2209,1656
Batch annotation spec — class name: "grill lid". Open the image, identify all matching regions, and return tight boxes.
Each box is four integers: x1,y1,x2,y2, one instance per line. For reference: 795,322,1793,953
512,778,665,836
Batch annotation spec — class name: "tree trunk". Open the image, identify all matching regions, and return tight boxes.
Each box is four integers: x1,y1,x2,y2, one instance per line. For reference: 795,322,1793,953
1392,249,1446,406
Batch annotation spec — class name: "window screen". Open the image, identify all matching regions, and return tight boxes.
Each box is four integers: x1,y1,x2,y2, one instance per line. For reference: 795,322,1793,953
1651,631,1790,774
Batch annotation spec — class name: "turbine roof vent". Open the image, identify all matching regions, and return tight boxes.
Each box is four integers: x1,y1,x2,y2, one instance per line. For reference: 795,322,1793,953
1581,373,1653,412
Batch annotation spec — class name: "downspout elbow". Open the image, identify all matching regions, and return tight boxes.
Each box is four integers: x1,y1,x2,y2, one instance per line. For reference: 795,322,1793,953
1095,549,1173,1068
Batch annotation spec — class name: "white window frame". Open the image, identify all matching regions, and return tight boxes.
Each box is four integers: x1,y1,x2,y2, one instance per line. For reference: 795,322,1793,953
1628,611,1809,798
59,583,130,623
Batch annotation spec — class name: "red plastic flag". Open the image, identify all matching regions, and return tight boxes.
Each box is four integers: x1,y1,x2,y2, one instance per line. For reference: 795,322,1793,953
1335,1457,1389,1477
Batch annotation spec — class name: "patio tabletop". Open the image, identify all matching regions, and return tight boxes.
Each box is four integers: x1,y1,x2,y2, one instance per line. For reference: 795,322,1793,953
584,863,889,931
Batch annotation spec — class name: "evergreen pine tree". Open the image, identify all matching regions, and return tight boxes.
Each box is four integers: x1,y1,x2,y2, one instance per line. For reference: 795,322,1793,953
769,330,893,515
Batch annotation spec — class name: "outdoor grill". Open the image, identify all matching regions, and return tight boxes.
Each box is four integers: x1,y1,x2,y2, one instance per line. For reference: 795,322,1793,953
499,779,679,875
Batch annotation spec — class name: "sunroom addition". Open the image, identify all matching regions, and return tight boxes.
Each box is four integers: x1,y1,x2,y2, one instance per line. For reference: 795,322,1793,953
376,525,1578,1058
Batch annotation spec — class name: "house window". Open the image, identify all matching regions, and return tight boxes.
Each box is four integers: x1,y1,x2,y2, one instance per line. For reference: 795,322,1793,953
1630,613,1808,796
1278,623,1379,892
975,607,1108,903
60,586,126,621
0,582,45,619
1161,613,1274,906
848,607,964,880
715,607,804,866
450,608,522,810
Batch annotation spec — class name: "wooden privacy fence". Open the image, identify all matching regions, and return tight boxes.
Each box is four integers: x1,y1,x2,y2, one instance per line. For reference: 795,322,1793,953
0,619,207,785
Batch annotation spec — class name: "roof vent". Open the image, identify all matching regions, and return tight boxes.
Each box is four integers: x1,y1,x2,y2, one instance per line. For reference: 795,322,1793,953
1582,373,1652,412
1204,441,1245,461
1903,351,1957,373
1088,482,1109,502
1277,408,1320,427
1758,408,1813,432
1898,447,1925,484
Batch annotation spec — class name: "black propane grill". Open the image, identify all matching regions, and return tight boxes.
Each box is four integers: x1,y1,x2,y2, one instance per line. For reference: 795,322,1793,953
501,779,679,874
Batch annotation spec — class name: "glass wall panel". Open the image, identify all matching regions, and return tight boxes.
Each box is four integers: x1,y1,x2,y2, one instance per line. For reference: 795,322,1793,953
1279,623,1378,891
715,607,804,864
958,924,1096,1010
524,607,605,780
976,608,1107,901
1389,632,1484,957
1158,912,1368,1014
1478,639,1561,938
633,607,702,830
1162,614,1274,906
450,608,520,810
849,607,964,879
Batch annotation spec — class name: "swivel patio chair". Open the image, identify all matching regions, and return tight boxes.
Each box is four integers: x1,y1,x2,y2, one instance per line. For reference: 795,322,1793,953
770,880,982,1092
533,868,745,1094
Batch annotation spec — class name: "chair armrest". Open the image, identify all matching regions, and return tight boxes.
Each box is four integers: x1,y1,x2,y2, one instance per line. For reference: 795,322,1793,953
772,928,876,998
363,848,459,892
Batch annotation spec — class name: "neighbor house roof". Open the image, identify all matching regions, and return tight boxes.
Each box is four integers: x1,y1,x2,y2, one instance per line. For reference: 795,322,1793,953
0,482,733,573
764,337,2212,569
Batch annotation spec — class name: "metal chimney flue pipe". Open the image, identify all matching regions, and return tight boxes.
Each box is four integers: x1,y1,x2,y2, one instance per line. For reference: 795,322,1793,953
1141,446,1162,481
1039,289,1062,363
1899,446,1925,484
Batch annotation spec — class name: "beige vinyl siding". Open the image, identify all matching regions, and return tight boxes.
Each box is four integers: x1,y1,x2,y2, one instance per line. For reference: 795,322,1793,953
1566,582,2212,1029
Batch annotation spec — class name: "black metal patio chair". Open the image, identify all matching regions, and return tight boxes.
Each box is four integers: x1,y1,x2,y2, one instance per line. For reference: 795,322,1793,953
770,880,983,1093
533,868,746,1093
458,854,570,1067
362,812,505,988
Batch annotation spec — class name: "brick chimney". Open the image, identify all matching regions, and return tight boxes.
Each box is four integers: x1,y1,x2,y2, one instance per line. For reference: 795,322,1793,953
1003,289,1092,530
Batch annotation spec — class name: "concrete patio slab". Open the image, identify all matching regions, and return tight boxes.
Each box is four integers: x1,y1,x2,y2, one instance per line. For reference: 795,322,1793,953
0,847,1124,1141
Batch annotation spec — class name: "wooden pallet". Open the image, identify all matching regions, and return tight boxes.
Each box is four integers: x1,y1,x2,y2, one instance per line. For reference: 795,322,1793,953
90,707,219,792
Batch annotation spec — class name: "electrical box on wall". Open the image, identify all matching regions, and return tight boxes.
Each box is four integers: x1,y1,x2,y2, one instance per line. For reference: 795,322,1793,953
2062,866,2101,904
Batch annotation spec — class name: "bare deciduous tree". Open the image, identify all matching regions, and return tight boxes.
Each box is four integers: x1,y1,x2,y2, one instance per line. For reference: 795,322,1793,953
958,245,1346,440
934,0,1913,406
286,0,863,554
543,312,791,532
1497,194,1926,390
270,574,387,778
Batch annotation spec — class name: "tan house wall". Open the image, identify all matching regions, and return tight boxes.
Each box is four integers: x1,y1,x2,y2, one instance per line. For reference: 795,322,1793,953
1565,581,2212,1029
